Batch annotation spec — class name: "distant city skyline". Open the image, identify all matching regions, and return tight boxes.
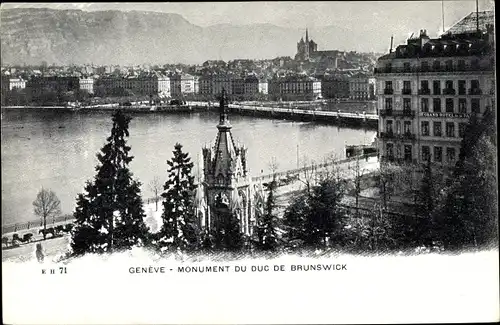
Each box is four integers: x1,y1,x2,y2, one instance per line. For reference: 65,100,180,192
1,1,495,35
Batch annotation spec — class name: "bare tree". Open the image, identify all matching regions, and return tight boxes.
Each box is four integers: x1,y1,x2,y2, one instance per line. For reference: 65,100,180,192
148,176,163,211
33,188,61,240
376,163,397,211
297,154,316,194
268,156,279,178
348,154,367,213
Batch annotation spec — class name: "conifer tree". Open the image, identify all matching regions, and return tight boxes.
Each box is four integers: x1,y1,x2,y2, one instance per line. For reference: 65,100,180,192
71,110,149,255
156,143,198,251
256,179,280,251
283,176,346,248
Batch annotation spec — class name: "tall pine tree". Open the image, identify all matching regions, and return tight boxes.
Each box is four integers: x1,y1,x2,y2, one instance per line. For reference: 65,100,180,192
156,143,198,252
256,179,280,251
71,110,149,255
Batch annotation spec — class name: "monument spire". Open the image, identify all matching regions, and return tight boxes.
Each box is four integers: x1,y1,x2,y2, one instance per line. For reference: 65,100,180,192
219,87,230,127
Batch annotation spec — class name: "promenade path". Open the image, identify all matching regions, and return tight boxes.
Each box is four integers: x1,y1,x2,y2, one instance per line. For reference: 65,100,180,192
2,154,379,262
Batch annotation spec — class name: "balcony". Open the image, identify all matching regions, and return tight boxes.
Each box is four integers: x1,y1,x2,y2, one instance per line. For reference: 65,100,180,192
379,109,393,116
402,89,412,95
384,88,394,95
400,132,416,141
443,88,456,95
469,88,482,95
373,64,494,74
418,88,431,95
458,88,467,95
433,89,441,95
380,131,395,139
402,109,415,117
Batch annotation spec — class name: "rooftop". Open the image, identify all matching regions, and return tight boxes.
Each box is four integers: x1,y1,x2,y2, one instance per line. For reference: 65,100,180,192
445,11,494,35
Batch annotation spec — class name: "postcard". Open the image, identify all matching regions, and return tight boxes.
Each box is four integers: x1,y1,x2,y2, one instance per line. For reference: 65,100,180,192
1,1,498,324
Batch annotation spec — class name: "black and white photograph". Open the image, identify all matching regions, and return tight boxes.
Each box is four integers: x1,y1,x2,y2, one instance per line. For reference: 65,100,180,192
1,1,498,324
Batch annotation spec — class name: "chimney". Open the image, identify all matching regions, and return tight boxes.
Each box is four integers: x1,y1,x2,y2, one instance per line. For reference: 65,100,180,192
389,36,394,53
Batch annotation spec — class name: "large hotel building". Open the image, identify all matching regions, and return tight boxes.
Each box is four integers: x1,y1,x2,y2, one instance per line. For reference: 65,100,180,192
374,11,495,168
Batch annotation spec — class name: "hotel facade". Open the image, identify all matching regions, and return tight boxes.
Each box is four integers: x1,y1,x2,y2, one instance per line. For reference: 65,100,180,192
374,13,495,168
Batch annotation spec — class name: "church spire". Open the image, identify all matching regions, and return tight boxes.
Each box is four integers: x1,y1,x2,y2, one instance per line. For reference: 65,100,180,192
306,28,309,43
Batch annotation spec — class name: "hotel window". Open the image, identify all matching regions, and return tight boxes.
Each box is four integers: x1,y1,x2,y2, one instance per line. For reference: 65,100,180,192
422,146,431,162
421,121,430,136
445,60,453,70
403,81,411,94
434,146,442,163
404,121,412,135
433,122,442,136
470,79,480,93
403,98,411,111
420,80,429,93
471,98,480,113
433,98,441,112
458,122,467,137
421,61,429,71
403,62,411,71
386,143,394,159
458,60,466,70
396,144,402,158
385,97,393,110
433,80,441,95
421,98,429,112
396,120,401,134
433,60,441,70
458,98,467,113
458,80,466,95
445,98,454,113
404,145,413,162
471,59,480,69
446,122,455,137
385,81,393,90
386,120,394,133
446,147,456,164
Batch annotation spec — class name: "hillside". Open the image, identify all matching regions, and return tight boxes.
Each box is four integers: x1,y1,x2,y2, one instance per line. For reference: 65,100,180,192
0,8,386,65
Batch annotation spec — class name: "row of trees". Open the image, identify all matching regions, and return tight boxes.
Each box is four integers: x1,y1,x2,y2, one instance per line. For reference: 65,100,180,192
68,109,497,257
69,110,282,256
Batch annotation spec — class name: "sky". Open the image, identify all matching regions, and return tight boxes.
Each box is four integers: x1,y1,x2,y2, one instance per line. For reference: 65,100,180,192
1,1,495,33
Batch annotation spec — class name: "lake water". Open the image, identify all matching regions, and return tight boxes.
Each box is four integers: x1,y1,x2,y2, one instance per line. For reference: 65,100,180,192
1,108,376,226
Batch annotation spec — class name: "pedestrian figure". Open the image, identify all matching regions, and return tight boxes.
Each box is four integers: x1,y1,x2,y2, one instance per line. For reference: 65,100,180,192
36,243,44,263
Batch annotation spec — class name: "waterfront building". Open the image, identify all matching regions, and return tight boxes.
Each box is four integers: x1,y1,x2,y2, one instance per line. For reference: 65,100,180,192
199,75,214,96
243,75,260,95
193,76,200,94
374,11,495,168
95,73,170,97
8,78,27,91
196,89,262,236
258,78,269,95
268,74,322,101
321,75,350,99
79,77,94,94
349,73,376,100
212,74,235,96
27,76,80,99
169,73,195,97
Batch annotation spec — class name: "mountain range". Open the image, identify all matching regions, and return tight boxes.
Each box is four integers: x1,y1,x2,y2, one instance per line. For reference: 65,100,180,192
0,8,390,65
